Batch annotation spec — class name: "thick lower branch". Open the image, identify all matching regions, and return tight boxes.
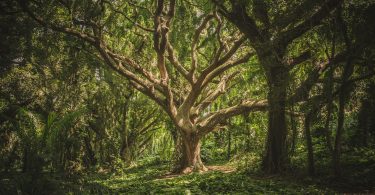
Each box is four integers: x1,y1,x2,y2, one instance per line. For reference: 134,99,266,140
198,99,268,135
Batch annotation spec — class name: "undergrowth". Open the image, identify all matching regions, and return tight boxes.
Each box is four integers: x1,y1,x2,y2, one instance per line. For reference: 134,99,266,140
1,148,374,194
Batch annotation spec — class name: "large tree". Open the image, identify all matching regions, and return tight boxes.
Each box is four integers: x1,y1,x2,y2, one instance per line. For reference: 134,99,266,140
214,0,344,173
19,0,268,173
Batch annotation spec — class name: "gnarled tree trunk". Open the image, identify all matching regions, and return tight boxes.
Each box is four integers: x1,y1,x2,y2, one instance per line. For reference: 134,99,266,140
172,131,207,174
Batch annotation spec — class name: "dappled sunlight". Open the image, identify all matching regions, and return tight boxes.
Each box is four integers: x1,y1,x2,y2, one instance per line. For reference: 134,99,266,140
1,0,375,194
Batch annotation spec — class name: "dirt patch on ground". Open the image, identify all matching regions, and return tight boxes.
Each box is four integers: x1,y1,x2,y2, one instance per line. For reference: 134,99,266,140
156,165,236,180
207,165,236,173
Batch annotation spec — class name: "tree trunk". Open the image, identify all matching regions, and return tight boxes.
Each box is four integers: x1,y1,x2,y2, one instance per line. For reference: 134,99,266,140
324,100,334,153
262,66,289,174
120,139,135,165
172,131,207,174
119,93,136,164
227,129,231,160
333,78,351,177
333,8,355,178
323,68,334,153
290,104,297,155
357,100,369,147
333,92,345,177
22,146,29,173
304,112,315,176
83,136,97,167
333,57,354,177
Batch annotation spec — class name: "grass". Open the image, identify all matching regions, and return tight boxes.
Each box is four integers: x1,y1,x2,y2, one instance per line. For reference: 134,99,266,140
1,163,332,194
1,149,375,194
58,163,334,194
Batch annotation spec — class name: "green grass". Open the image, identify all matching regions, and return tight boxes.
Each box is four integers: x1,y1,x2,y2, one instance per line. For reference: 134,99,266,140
58,164,333,194
2,164,331,194
2,153,375,194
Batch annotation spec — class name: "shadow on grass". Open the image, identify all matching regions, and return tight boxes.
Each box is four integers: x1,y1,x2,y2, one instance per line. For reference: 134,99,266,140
2,154,374,194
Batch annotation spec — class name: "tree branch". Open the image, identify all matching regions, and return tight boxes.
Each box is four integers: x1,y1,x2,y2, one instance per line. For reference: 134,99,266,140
190,13,215,79
193,71,240,114
178,51,253,121
104,0,153,32
287,51,347,104
286,50,311,70
202,52,254,87
273,0,326,30
198,99,268,136
215,0,262,43
166,42,191,82
277,0,343,46
19,0,96,43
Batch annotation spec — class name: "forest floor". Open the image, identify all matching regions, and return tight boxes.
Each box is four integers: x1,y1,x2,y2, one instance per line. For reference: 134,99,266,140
156,165,236,180
58,161,373,194
59,163,335,194
1,154,375,194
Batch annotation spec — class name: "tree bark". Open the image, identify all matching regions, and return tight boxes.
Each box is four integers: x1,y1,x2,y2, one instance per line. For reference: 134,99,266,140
333,90,345,177
22,146,29,173
290,104,297,155
357,100,369,147
304,112,315,176
172,131,207,174
323,68,334,153
83,136,97,167
120,144,133,165
262,66,289,174
120,93,131,163
333,55,354,177
227,128,231,160
332,5,356,177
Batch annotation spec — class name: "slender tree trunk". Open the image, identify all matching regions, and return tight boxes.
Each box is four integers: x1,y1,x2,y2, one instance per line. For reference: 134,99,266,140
262,66,289,174
333,91,345,177
243,114,252,152
120,138,135,165
172,131,207,174
99,141,104,164
304,112,315,176
227,129,231,160
120,97,131,162
333,7,355,178
119,144,130,162
290,105,297,155
4,141,19,172
357,100,369,147
22,146,29,173
333,78,351,177
324,100,334,153
323,68,334,154
333,57,354,177
84,136,97,167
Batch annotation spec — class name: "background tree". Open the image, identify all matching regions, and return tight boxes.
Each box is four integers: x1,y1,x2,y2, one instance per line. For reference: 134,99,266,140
213,0,357,173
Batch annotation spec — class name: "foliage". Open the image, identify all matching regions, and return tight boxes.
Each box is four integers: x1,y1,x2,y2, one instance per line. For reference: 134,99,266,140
3,154,374,194
1,0,375,193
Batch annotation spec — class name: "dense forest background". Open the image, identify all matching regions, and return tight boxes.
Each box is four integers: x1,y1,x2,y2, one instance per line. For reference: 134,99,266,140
1,0,375,194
